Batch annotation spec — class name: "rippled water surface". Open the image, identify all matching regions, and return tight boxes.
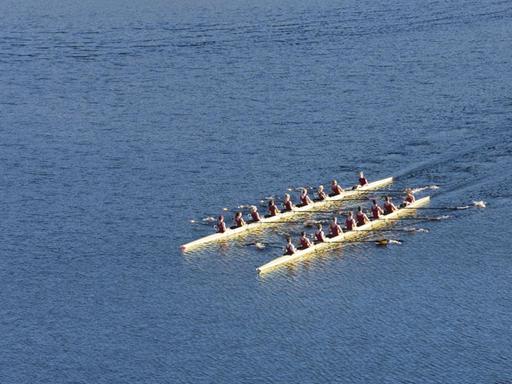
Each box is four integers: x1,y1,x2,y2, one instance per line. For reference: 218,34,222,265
1,0,511,383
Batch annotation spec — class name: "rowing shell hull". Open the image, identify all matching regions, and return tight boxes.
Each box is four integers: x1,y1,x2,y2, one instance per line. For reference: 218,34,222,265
180,177,393,252
256,196,431,274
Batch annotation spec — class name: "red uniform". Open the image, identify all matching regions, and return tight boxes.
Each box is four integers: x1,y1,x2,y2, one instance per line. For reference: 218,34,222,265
300,237,311,249
300,194,310,205
217,221,227,233
269,204,279,216
318,191,327,200
345,217,356,231
406,194,415,203
356,212,368,226
251,211,261,222
234,217,245,227
372,205,383,220
384,202,396,215
315,230,325,242
330,223,342,237
285,243,296,255
284,200,293,211
331,184,343,195
359,177,368,186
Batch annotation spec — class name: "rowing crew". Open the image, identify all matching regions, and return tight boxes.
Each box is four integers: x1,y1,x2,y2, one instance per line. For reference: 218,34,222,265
214,172,370,233
216,187,414,234
282,193,414,255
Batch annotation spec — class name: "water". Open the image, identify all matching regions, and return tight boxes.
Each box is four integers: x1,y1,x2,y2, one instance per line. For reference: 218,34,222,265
1,0,511,382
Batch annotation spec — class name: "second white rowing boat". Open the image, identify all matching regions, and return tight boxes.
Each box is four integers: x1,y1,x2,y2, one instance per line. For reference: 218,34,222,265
256,196,431,274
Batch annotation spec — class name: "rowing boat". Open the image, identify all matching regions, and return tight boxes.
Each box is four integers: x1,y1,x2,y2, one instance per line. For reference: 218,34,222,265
256,195,430,274
180,177,393,252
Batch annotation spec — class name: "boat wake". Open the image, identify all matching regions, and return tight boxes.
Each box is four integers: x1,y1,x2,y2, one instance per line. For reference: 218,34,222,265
402,227,430,233
411,185,440,194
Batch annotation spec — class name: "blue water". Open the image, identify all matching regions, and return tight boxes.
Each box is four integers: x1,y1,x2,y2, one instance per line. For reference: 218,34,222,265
1,0,512,382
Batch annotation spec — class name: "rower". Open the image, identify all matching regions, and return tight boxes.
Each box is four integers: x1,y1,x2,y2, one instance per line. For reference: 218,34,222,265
314,224,327,243
299,188,313,206
403,189,416,206
356,206,370,226
345,211,357,231
268,199,280,217
216,215,227,233
283,193,294,211
299,231,312,249
283,236,296,255
371,199,384,220
329,217,343,237
250,206,261,222
383,196,398,215
233,211,246,228
330,179,344,196
358,171,368,187
317,185,328,201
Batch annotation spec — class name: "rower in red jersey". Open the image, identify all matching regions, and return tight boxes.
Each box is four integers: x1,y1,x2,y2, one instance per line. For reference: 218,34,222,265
383,196,398,215
371,199,384,220
317,185,328,201
314,224,327,243
356,206,370,226
358,171,368,187
283,236,296,255
329,217,343,237
283,193,294,211
299,231,312,249
216,215,227,233
299,188,313,206
250,206,261,222
233,211,246,228
345,211,357,231
268,199,280,217
330,179,344,196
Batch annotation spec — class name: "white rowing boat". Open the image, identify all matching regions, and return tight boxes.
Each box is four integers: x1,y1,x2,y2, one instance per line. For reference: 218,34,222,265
180,177,393,252
256,196,431,274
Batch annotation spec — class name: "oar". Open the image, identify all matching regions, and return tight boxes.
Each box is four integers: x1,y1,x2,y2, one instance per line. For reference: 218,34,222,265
256,221,306,225
244,242,282,249
356,190,410,194
345,227,429,233
245,238,403,250
402,201,486,210
328,238,403,245
378,215,450,221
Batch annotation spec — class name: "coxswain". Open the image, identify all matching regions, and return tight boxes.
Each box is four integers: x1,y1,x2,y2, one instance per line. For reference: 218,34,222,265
358,171,368,187
250,206,261,222
404,189,416,205
314,224,326,243
284,237,296,255
233,211,246,228
329,217,343,237
330,179,344,196
268,199,280,217
299,188,313,206
317,185,328,201
345,211,357,231
371,199,384,220
299,231,312,249
356,206,370,226
383,196,398,215
216,215,227,233
283,193,294,211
